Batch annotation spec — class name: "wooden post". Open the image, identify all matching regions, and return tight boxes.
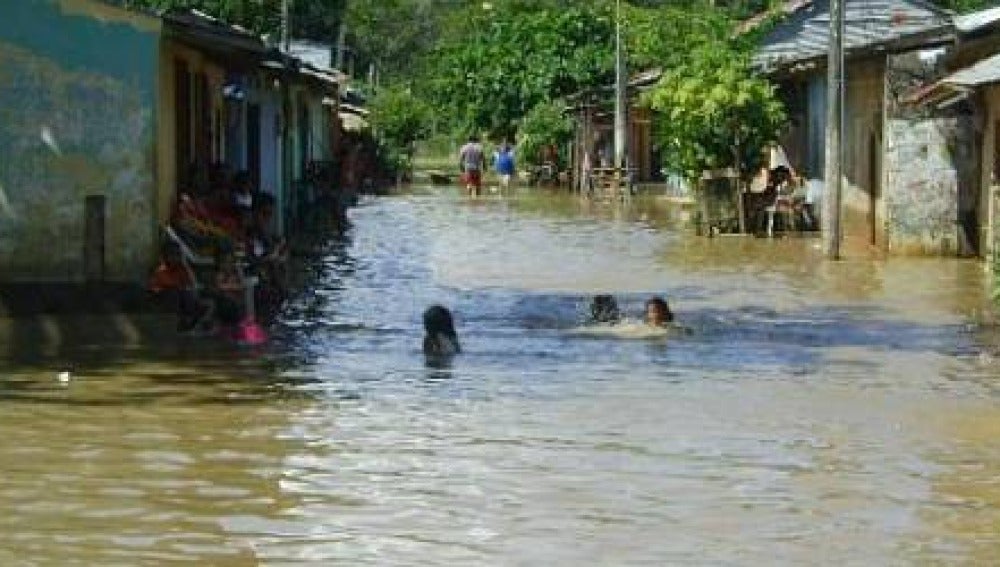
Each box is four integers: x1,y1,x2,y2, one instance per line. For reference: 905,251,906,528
823,0,845,259
83,195,105,283
281,0,291,52
335,20,347,71
734,142,747,234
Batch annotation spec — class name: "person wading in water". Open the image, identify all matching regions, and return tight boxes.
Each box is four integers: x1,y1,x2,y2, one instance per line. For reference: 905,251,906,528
458,135,486,196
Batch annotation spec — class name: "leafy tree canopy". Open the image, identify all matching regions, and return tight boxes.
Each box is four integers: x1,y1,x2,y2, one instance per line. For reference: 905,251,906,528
425,0,616,139
367,84,434,173
109,0,345,41
642,8,785,181
343,0,462,80
517,100,574,167
369,85,432,152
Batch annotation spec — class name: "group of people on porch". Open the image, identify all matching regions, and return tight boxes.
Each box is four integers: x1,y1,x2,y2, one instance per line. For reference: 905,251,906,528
149,162,288,338
743,145,824,237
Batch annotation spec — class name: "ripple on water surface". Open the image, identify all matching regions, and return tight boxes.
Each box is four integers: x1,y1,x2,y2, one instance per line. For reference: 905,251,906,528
2,189,1000,565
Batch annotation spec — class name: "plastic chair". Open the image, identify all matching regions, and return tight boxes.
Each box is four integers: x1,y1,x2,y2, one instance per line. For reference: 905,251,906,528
765,187,796,237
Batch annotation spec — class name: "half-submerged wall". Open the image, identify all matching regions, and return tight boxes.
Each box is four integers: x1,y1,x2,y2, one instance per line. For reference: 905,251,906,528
0,0,161,282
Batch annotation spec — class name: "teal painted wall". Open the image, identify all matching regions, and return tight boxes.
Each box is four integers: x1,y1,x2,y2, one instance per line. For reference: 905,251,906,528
0,0,160,282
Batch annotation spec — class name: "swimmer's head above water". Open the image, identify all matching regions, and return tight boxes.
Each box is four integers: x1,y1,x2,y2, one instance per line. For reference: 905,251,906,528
423,305,461,357
590,294,621,324
645,296,673,327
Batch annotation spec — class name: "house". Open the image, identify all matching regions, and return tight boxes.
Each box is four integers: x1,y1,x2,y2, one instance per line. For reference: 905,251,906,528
0,0,165,283
754,0,981,256
910,7,1000,260
0,0,340,284
566,69,661,194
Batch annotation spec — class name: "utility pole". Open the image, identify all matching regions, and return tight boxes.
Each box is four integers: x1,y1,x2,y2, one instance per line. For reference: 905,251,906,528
281,0,291,52
823,0,845,259
613,0,628,197
335,20,347,71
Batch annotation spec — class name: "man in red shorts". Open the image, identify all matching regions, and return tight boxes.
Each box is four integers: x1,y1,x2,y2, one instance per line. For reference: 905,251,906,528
458,135,486,196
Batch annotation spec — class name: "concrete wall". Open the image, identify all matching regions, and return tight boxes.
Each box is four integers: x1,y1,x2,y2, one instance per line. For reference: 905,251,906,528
883,50,979,256
0,0,161,282
883,117,969,255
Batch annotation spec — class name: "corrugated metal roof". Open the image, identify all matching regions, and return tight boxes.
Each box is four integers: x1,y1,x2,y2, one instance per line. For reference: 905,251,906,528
955,5,1000,34
942,51,1000,86
163,8,265,55
755,0,953,72
286,40,333,70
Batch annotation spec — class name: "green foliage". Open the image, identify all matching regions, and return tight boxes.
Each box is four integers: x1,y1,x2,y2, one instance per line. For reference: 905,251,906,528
936,0,997,13
369,85,433,171
293,0,346,42
517,100,574,167
625,5,737,71
344,0,454,80
425,0,615,138
112,0,280,35
642,8,785,182
370,85,432,149
110,0,345,40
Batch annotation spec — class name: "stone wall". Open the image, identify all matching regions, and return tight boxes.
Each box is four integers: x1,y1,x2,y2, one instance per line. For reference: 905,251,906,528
883,49,979,256
883,117,974,255
0,0,160,282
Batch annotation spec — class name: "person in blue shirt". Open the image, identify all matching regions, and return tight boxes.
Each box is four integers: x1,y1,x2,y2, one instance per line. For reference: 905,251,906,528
493,142,516,193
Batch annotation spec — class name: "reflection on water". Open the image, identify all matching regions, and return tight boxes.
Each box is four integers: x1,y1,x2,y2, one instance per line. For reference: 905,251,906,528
3,186,1000,564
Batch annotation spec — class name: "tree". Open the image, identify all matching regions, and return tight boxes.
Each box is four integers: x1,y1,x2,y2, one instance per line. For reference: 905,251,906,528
425,0,615,139
642,9,785,182
110,0,347,41
343,0,457,81
368,85,433,173
112,0,282,35
935,0,996,13
517,100,574,167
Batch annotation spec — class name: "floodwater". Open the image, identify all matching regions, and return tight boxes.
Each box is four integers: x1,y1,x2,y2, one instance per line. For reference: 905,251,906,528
4,186,1000,565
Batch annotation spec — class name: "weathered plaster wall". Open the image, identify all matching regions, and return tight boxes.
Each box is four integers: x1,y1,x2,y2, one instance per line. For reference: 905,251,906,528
0,0,160,282
883,50,977,256
883,117,967,254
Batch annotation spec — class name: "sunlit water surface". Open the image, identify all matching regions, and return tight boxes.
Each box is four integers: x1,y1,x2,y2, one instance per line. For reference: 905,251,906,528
3,187,1000,565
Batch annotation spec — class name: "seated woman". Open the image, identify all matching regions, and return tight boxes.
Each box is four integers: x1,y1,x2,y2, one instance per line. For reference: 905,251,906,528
423,305,461,358
171,193,235,258
148,241,212,332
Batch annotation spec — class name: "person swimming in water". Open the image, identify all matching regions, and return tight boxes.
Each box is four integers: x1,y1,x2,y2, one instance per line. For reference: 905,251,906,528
589,294,621,324
645,296,674,327
423,305,461,357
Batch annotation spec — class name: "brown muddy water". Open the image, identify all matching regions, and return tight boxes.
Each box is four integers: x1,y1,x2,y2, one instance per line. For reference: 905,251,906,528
3,186,1000,565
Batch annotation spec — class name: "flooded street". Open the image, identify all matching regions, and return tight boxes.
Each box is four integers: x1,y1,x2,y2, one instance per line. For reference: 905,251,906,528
4,186,1000,565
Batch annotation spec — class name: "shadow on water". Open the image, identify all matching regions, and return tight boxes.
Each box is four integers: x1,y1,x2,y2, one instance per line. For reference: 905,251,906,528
0,211,359,408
